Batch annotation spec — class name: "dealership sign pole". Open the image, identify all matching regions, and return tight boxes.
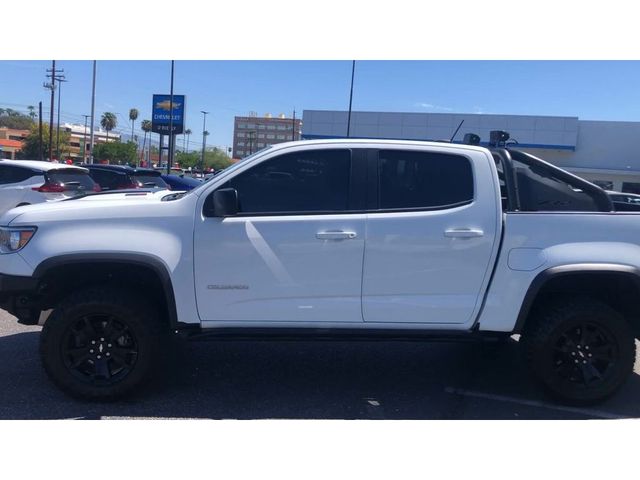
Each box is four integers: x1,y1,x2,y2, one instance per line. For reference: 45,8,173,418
151,92,185,171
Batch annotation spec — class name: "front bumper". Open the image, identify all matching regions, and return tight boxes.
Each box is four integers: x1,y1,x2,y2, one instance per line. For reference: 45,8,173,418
0,273,41,325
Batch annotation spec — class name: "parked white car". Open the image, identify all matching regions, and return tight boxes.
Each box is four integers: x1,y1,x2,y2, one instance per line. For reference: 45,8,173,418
0,160,98,215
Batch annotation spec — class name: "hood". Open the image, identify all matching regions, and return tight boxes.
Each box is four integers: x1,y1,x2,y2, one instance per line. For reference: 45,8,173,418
1,189,183,226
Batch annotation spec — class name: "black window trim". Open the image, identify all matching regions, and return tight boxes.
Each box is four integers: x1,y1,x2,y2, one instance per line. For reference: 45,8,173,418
205,148,367,217
367,148,477,214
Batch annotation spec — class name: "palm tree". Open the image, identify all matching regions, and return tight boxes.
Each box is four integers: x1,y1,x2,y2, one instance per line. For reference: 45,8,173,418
140,119,152,167
129,108,139,143
100,112,117,141
184,128,192,153
27,105,36,122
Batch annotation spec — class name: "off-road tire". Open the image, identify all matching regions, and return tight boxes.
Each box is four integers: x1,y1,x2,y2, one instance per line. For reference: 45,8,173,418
522,296,636,405
40,286,167,401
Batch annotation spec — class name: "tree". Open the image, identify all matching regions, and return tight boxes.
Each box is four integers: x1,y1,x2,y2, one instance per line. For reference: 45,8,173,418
129,108,139,143
27,105,36,122
184,128,192,153
0,111,34,130
100,112,117,141
175,151,199,169
140,119,152,167
93,141,137,165
18,123,70,160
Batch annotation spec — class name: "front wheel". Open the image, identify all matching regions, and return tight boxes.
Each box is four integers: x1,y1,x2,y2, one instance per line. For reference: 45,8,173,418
40,287,166,400
522,297,636,405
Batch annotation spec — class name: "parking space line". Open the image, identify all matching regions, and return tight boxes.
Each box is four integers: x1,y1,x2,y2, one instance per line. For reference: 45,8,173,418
444,387,629,419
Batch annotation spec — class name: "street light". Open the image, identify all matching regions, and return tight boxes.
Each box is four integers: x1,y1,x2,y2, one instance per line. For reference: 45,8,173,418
55,76,67,160
200,111,209,174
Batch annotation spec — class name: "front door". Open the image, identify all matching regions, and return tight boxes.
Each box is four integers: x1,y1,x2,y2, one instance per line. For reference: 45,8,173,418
194,147,367,323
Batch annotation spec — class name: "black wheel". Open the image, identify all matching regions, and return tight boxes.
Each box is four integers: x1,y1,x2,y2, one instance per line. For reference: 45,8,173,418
40,287,166,400
522,297,636,405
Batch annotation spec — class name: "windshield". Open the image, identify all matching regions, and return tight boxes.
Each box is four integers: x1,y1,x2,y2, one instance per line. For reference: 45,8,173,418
184,146,273,197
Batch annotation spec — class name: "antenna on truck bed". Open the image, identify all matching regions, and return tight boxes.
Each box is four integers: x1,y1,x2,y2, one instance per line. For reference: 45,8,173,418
449,120,464,142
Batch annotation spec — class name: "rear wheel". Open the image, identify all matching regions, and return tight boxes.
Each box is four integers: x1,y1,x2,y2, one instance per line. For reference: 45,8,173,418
40,287,167,400
522,297,636,405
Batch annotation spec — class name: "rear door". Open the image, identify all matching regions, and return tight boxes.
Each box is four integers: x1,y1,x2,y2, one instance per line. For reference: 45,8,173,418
362,147,500,325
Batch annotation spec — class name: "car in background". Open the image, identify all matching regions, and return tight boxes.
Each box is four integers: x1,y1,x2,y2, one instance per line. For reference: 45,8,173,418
82,164,169,191
0,160,98,214
606,190,640,211
160,174,202,191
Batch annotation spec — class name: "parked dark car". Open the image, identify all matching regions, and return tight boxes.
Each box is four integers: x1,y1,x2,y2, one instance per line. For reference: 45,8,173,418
606,190,640,211
160,174,202,191
82,164,169,191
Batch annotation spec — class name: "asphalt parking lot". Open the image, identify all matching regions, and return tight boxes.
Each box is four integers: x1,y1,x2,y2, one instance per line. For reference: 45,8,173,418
1,308,640,420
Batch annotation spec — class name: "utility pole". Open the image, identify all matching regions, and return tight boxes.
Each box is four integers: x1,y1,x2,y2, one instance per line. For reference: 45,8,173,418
89,61,97,164
44,60,58,161
167,60,175,175
38,102,43,161
54,76,67,161
292,109,296,141
200,111,209,174
82,114,90,163
347,60,355,138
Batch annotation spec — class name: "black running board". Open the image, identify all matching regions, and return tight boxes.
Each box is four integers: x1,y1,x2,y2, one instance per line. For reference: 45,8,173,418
177,325,509,343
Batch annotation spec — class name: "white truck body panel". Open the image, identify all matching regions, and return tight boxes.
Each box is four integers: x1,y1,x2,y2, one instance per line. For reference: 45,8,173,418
479,212,640,332
2,139,640,333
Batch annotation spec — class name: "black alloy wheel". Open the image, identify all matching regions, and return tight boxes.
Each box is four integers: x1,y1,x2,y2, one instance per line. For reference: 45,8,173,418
552,322,618,388
62,314,139,385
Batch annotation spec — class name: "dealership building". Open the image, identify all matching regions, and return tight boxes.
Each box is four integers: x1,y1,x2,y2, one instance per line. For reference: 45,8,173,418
302,110,640,193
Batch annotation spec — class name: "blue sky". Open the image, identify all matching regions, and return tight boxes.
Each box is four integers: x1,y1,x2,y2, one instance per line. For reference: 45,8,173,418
2,60,640,151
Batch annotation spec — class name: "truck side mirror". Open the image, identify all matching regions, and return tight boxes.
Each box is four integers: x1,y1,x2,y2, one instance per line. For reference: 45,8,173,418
208,188,239,217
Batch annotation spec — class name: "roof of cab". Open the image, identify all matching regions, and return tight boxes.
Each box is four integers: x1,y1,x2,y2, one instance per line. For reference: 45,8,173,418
266,138,491,154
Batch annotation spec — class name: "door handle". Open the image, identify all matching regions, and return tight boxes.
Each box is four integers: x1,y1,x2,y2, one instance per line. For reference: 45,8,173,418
444,228,484,238
316,230,357,240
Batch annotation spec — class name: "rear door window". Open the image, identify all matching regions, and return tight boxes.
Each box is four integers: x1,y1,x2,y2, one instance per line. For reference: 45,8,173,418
377,150,474,210
0,165,41,185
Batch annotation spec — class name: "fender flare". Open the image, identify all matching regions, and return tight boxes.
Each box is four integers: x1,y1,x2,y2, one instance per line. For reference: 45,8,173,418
32,253,179,329
513,263,640,334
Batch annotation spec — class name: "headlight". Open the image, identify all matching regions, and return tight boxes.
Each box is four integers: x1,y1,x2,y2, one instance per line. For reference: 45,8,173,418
0,227,36,254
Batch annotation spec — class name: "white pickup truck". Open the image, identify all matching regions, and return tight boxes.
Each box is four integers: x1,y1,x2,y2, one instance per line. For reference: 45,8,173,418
0,138,638,404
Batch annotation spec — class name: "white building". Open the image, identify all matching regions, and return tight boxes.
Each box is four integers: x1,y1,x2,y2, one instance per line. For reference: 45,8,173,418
302,110,640,193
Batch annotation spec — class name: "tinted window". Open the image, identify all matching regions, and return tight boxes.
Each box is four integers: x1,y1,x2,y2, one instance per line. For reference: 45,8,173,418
134,174,168,188
47,169,96,192
622,182,640,194
512,159,600,212
89,169,130,190
0,165,41,185
220,149,351,214
378,150,474,209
